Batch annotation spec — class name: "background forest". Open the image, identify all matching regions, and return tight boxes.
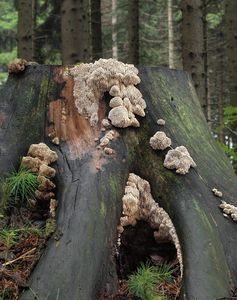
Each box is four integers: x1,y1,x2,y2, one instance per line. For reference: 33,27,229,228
0,0,237,170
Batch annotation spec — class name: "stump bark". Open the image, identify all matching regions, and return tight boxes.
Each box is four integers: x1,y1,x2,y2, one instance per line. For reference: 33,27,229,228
0,65,237,300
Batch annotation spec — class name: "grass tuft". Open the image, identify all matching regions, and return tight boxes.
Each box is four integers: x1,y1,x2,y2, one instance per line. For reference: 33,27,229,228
128,262,175,300
0,166,38,211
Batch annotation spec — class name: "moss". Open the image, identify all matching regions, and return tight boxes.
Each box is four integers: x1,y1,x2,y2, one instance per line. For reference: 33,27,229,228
108,174,119,195
100,201,106,218
45,218,57,237
192,199,213,234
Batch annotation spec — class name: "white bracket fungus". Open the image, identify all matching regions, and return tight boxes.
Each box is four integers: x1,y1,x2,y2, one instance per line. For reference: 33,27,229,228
69,59,146,128
219,201,237,222
164,146,196,175
120,173,183,275
149,131,171,150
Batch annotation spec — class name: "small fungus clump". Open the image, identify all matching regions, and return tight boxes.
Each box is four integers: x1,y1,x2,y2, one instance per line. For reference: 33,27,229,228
219,201,237,222
8,58,27,74
212,188,222,198
157,119,166,125
164,146,196,175
149,131,171,150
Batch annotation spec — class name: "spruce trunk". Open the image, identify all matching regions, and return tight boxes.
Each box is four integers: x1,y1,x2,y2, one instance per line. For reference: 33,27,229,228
181,0,206,116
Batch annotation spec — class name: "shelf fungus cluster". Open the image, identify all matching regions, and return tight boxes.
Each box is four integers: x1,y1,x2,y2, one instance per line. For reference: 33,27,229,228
69,58,146,128
119,173,183,275
21,143,58,218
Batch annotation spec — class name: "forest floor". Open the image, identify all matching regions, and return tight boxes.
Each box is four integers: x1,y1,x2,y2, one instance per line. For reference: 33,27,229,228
100,221,181,300
0,205,52,299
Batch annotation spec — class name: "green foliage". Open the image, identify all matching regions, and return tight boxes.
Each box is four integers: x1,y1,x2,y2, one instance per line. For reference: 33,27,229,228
0,0,17,31
128,263,174,300
218,142,237,163
0,224,43,249
223,106,237,125
0,228,18,249
0,48,17,66
1,166,38,211
0,72,8,85
206,12,223,29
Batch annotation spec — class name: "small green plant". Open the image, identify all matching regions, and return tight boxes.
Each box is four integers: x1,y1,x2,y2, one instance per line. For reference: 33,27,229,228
0,224,43,249
128,262,174,300
45,218,57,237
1,166,38,209
0,228,18,249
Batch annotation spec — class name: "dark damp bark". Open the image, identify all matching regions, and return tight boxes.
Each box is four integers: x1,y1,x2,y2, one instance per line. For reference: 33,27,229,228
0,66,237,300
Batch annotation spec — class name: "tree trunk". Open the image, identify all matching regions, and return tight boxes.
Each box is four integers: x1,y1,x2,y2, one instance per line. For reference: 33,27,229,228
203,0,209,123
0,65,237,300
128,0,139,65
168,0,175,69
78,0,91,62
225,0,237,148
181,0,206,116
61,0,91,65
112,0,118,59
61,0,81,64
17,0,35,60
225,0,237,108
91,0,103,60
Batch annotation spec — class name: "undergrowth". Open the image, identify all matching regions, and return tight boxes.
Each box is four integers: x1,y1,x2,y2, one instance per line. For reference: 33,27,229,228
128,262,175,300
0,166,38,212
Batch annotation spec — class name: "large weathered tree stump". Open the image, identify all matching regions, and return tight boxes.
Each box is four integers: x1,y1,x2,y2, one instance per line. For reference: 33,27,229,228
0,65,237,300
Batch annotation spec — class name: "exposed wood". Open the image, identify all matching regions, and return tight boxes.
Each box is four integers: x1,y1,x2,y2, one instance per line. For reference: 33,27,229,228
0,66,237,300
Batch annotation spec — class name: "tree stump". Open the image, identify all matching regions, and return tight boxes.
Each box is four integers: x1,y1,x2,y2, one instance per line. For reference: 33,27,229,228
0,65,237,300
